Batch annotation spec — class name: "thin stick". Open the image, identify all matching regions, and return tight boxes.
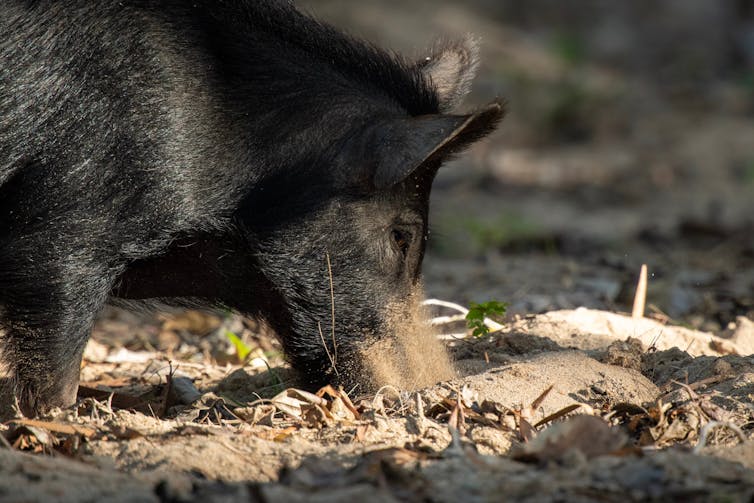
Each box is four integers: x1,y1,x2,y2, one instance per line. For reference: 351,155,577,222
423,299,471,313
428,313,468,326
317,321,339,377
436,332,471,340
325,251,337,366
632,264,648,319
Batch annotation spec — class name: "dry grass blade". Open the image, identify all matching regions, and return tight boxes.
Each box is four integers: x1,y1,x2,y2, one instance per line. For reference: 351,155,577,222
317,321,339,378
632,264,648,319
448,399,466,435
325,251,338,369
659,374,728,395
531,384,554,410
533,404,582,429
339,390,360,419
159,361,176,417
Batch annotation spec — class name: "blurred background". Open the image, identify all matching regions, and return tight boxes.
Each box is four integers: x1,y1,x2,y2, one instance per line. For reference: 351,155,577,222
300,0,754,331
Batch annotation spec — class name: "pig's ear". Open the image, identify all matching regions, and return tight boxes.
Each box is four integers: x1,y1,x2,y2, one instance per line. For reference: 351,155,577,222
372,101,505,189
418,35,480,112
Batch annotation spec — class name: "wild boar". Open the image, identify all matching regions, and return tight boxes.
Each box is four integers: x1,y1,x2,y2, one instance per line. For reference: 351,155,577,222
0,0,503,415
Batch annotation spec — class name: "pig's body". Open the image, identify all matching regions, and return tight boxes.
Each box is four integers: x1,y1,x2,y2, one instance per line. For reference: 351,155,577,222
0,0,502,415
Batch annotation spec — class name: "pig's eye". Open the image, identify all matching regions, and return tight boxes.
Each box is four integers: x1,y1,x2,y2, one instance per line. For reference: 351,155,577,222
391,228,411,256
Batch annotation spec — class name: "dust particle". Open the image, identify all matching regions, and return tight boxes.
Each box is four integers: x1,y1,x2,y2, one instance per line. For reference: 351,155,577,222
361,285,456,390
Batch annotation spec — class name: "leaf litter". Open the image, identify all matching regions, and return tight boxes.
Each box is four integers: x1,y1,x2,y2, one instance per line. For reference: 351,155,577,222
1,305,754,501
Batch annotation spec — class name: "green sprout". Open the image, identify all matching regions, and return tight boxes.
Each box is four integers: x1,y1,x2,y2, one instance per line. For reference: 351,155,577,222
466,301,508,338
225,330,252,362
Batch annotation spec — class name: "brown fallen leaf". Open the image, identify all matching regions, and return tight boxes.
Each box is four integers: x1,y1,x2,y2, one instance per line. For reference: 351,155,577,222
12,429,51,453
271,387,328,420
234,404,276,426
317,385,361,420
9,419,96,438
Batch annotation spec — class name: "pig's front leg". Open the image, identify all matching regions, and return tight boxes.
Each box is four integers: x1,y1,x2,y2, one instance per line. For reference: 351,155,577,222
1,247,115,416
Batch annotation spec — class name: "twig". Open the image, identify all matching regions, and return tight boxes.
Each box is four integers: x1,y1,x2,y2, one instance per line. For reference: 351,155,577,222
325,251,337,367
533,404,582,428
416,393,425,420
693,421,747,453
423,299,470,312
632,264,647,319
317,321,339,377
428,313,467,326
159,360,176,418
436,333,470,340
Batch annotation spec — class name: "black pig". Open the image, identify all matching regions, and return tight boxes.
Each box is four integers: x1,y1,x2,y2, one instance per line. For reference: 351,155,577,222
0,0,503,416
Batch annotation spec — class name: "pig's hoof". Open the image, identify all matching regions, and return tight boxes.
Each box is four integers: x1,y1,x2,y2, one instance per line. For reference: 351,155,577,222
17,381,79,417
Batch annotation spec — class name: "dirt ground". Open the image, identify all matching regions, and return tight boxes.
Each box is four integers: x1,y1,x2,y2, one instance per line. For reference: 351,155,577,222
2,1,754,502
2,307,754,501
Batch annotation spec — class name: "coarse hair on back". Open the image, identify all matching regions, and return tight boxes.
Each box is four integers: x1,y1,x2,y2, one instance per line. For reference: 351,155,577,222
186,0,441,116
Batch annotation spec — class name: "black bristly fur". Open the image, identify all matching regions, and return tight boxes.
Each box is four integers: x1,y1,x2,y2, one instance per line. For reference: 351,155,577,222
0,0,503,415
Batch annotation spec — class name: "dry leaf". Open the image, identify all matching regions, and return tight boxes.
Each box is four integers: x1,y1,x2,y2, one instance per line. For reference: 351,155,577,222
9,419,96,438
234,405,276,426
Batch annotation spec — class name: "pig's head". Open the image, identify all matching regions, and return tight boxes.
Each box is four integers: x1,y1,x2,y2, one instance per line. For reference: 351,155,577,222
235,38,504,390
